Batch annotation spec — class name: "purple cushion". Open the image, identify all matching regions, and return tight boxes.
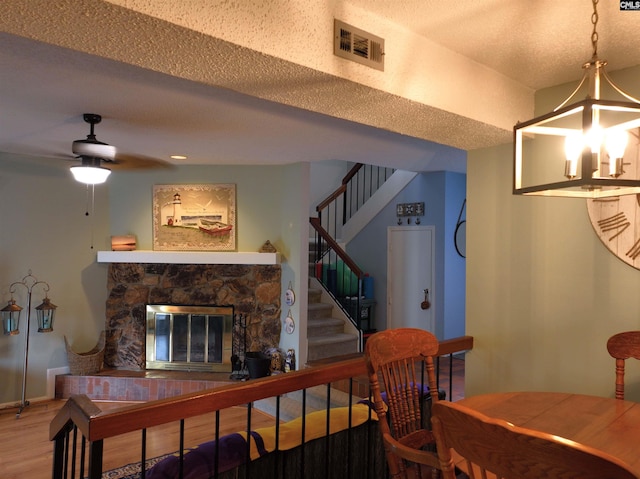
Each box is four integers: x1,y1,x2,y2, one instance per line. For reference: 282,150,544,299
147,431,266,479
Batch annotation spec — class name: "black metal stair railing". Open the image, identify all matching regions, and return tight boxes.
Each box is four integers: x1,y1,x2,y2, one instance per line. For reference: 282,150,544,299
309,218,365,341
315,163,395,243
342,163,395,226
311,163,395,340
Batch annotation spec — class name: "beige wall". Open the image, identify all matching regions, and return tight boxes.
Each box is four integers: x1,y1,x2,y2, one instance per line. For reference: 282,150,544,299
466,65,640,401
0,154,110,404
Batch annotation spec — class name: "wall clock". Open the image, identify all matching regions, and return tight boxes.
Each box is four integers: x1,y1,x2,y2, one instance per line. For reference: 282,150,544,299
587,194,640,270
586,137,640,269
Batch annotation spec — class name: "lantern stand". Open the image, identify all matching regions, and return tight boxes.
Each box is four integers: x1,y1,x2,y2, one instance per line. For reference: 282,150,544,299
1,271,57,418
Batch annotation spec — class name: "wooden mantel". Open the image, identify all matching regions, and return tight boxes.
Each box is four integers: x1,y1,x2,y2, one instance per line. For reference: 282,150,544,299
96,250,281,265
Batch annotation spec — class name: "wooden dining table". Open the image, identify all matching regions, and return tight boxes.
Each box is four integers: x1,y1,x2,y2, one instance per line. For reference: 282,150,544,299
457,391,640,475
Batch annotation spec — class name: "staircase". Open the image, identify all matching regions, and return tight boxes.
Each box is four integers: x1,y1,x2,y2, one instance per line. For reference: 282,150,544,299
306,163,397,363
307,275,359,362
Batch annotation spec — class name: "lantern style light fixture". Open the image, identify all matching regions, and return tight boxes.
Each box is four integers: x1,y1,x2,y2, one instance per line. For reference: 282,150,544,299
1,271,57,417
513,0,640,198
1,299,22,336
36,296,57,332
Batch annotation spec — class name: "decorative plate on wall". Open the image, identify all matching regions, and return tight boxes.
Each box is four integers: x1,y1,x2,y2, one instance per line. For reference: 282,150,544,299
284,313,295,334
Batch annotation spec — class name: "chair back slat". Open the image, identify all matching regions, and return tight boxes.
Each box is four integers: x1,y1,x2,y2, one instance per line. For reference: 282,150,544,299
365,328,441,479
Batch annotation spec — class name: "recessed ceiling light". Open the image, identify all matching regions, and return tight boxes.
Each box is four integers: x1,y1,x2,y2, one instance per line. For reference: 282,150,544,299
171,155,187,160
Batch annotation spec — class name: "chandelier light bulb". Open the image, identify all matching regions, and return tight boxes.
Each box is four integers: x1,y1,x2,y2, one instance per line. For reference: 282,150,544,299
586,125,604,154
605,129,628,159
605,129,628,177
564,132,583,178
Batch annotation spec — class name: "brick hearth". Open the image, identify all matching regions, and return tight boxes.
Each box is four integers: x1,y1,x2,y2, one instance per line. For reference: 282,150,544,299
55,370,235,401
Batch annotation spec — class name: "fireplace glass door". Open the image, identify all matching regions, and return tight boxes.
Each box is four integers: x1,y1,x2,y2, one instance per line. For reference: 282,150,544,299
146,305,233,372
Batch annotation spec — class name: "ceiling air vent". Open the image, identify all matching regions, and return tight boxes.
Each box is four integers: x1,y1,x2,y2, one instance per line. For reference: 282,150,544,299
334,19,384,71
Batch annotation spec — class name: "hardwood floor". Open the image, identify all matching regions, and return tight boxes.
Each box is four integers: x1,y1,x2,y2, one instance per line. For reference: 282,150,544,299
0,358,464,478
0,400,276,479
437,355,466,402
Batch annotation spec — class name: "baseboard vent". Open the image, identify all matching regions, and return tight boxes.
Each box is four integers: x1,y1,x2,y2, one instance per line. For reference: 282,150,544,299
334,19,384,71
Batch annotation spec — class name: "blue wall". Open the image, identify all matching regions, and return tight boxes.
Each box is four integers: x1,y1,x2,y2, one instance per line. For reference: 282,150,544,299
346,171,466,339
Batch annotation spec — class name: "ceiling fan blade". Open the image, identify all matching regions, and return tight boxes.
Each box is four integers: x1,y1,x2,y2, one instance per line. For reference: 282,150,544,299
63,114,174,173
107,153,174,170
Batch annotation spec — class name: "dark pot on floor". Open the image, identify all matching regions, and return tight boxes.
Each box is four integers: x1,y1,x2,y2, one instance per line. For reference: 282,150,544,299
246,352,271,379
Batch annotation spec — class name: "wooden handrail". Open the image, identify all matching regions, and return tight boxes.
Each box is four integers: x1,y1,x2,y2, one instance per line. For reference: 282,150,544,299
51,356,367,442
342,163,363,185
315,164,362,213
316,184,346,212
50,394,102,440
309,217,363,277
438,336,473,356
50,335,473,444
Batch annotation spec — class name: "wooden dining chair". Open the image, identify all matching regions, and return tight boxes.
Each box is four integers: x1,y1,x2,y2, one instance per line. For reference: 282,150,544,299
431,400,638,479
364,328,442,479
607,331,640,400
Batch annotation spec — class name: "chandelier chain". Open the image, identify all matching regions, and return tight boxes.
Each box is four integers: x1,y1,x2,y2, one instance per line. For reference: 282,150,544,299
591,0,599,58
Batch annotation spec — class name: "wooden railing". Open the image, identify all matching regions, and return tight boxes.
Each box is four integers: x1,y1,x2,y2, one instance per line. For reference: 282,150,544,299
51,335,473,479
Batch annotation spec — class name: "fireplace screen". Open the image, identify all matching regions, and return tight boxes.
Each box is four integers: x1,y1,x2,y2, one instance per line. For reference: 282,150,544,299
146,304,233,372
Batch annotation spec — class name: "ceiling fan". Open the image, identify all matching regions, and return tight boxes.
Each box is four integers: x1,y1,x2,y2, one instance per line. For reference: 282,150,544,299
70,113,170,184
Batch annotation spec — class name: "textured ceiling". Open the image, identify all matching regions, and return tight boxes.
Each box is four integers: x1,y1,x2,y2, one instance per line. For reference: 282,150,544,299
1,0,639,174
347,0,640,90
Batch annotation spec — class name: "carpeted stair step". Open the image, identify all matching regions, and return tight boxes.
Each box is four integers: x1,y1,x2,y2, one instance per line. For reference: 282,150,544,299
308,333,359,362
308,302,333,320
308,317,346,336
308,286,322,304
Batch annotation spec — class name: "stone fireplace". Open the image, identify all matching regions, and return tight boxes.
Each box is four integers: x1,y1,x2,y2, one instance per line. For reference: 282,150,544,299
105,262,281,370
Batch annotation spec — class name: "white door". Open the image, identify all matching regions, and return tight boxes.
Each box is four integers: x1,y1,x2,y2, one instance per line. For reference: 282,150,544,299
387,226,435,332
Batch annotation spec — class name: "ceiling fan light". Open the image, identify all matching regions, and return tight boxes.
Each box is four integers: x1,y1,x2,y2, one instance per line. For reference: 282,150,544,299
70,165,111,184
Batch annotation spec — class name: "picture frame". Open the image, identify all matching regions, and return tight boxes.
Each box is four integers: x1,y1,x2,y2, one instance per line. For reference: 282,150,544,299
153,184,237,251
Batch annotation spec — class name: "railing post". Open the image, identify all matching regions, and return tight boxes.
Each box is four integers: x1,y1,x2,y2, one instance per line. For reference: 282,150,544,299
342,181,348,226
87,440,104,479
51,433,66,479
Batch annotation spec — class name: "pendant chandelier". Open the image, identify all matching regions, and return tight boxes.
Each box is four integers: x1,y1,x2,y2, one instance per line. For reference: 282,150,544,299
513,0,640,198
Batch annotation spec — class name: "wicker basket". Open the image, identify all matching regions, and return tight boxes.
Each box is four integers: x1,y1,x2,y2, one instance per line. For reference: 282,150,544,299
64,331,105,375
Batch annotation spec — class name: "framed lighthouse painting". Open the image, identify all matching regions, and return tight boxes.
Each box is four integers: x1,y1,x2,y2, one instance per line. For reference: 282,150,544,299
152,184,237,251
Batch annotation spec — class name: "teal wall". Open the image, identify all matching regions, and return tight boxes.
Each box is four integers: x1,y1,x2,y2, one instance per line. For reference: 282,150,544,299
0,160,310,404
109,166,286,251
109,164,312,366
